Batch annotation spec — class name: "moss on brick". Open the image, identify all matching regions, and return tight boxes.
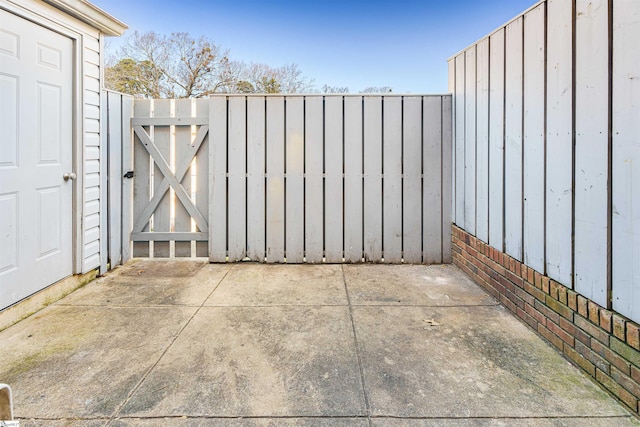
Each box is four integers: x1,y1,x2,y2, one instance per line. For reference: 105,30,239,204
611,338,640,369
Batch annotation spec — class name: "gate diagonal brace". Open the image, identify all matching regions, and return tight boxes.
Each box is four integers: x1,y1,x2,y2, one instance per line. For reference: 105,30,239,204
132,125,209,234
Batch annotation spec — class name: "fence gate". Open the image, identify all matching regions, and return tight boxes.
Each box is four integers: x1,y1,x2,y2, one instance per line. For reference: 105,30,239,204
127,95,452,263
129,99,210,258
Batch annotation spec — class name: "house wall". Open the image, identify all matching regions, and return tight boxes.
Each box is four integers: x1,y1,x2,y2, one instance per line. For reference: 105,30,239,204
448,0,640,415
2,0,111,275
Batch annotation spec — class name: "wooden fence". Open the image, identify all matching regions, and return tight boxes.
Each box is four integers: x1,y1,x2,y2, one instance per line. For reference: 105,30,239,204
102,90,133,270
127,95,452,264
448,0,640,322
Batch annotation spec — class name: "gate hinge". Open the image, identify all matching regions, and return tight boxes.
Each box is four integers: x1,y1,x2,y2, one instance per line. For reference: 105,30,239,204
123,171,134,179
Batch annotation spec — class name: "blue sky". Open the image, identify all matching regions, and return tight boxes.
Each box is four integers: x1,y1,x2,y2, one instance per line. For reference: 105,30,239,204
92,0,538,93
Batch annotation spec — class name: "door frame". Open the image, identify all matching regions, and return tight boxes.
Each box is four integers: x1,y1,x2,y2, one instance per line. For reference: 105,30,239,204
1,1,85,275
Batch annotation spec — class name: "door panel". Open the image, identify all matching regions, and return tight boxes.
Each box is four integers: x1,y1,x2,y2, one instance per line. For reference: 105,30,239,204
0,10,74,309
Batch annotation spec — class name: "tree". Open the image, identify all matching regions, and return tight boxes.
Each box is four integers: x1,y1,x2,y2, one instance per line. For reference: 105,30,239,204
105,58,163,98
234,62,314,94
321,84,350,94
361,86,393,93
105,31,315,97
105,31,237,98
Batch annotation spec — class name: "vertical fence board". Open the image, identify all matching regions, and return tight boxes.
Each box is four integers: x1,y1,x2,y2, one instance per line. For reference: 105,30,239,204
305,96,324,262
209,96,227,262
383,96,402,262
454,54,466,228
344,96,363,262
449,61,456,232
285,97,304,262
364,96,383,261
441,95,453,262
194,99,209,257
174,99,194,257
504,17,524,261
246,96,266,261
464,47,477,235
402,97,422,263
476,39,490,243
324,96,344,262
132,100,151,257
228,97,247,261
107,92,123,266
489,29,505,251
151,99,172,257
424,96,443,263
523,4,546,273
266,97,285,262
574,0,608,306
546,0,573,285
612,1,640,318
121,95,133,262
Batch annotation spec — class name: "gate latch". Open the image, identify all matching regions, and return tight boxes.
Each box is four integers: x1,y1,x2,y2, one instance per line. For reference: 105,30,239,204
123,171,135,179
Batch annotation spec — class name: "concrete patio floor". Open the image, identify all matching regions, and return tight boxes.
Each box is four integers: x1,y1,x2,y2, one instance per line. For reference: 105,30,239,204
1,260,639,426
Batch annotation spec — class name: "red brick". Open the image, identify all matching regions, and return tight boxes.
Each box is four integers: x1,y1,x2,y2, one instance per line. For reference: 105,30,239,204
549,280,560,300
611,366,640,399
557,285,568,305
467,246,478,259
517,307,538,329
614,314,627,341
596,369,639,412
564,343,596,376
588,301,600,325
632,365,640,384
539,323,564,350
575,315,610,346
600,310,613,333
500,294,518,314
505,269,524,289
488,259,506,278
495,274,516,294
578,296,589,318
525,302,547,326
504,287,524,310
541,276,550,294
559,317,591,347
628,323,640,351
534,299,561,327
592,339,631,375
524,281,547,303
545,294,574,321
567,290,578,312
576,340,610,373
534,271,543,289
548,320,575,347
509,258,517,274
514,286,535,306
515,261,521,277
521,264,528,280
527,267,534,285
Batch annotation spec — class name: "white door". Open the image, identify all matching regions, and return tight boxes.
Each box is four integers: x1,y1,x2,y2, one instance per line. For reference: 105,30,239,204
0,10,74,309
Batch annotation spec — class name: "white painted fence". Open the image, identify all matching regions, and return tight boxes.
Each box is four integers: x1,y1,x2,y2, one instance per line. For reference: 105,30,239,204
102,90,133,270
128,95,452,264
448,0,640,322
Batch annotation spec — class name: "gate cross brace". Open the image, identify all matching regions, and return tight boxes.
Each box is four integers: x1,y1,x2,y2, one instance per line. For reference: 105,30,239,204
132,125,209,234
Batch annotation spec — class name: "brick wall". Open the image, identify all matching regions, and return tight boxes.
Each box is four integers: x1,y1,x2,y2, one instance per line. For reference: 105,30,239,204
452,225,640,415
